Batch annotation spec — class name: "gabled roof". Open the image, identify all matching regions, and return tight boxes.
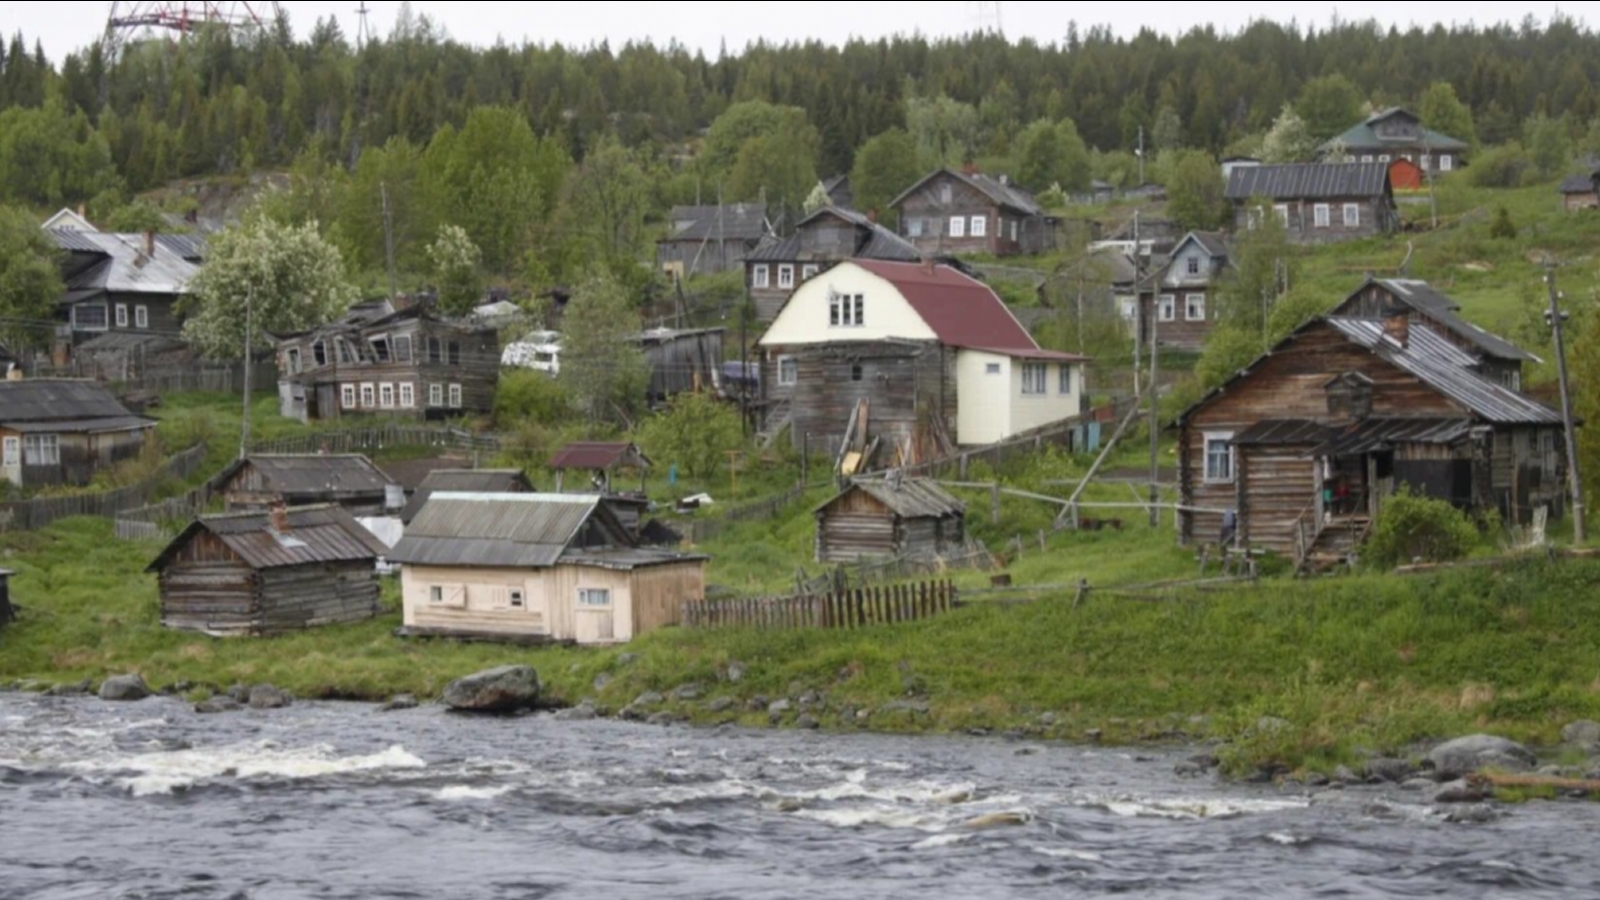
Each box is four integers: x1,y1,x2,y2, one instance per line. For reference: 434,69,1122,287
146,505,388,573
1560,172,1599,194
400,469,532,524
1344,279,1540,364
1320,107,1470,154
389,493,635,569
41,208,98,232
748,206,924,265
0,380,146,425
549,442,652,472
1226,163,1392,201
49,230,201,298
221,455,396,497
1181,231,1229,258
888,168,1047,217
660,204,769,243
851,260,1042,354
818,478,966,519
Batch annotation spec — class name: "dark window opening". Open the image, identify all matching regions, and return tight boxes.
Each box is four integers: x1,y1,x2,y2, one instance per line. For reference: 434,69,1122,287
393,336,414,364
312,341,328,367
427,337,443,364
851,364,864,382
369,337,392,363
448,342,462,366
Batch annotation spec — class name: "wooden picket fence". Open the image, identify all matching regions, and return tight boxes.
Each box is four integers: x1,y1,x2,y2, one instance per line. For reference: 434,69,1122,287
682,579,958,632
248,424,504,456
0,444,210,533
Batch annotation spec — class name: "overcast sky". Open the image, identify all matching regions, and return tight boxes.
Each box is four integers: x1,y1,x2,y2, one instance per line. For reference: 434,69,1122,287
1,1,1588,61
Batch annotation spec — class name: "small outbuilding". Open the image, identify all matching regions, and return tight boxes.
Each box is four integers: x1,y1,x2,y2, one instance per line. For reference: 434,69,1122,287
814,478,967,564
216,454,402,516
400,469,534,525
549,442,652,494
0,568,14,627
1560,171,1600,211
148,504,389,637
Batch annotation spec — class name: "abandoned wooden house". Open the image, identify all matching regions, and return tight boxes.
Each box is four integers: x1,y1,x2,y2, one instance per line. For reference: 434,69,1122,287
1227,163,1400,245
746,206,923,321
635,327,725,403
390,493,708,645
0,568,13,627
890,167,1058,257
1331,278,1539,390
215,454,403,517
1177,310,1565,570
814,478,967,564
757,260,1088,462
274,304,500,423
1318,108,1469,186
0,380,157,489
1559,169,1600,211
400,469,533,526
1137,231,1231,353
655,203,770,279
148,504,389,637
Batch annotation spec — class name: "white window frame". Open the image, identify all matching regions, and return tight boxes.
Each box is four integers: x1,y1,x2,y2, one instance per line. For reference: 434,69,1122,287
752,265,770,289
73,303,108,332
1378,154,1391,164
1361,154,1374,163
1009,219,1018,242
399,383,416,409
801,264,820,280
1059,364,1074,395
23,434,60,467
341,385,356,410
829,293,864,328
985,363,1002,376
285,348,302,375
1186,256,1202,276
1204,432,1236,485
135,306,149,329
777,265,795,289
1158,294,1177,323
1020,362,1048,396
578,587,613,608
429,586,444,604
1273,204,1290,227
949,216,966,238
359,383,376,408
368,336,393,364
1185,293,1206,322
970,215,987,238
1343,203,1361,227
429,384,444,408
2,437,17,468
448,384,463,409
777,355,798,387
1313,204,1331,228
1439,155,1453,172
379,383,396,409
908,218,925,237
393,335,413,364
115,304,129,328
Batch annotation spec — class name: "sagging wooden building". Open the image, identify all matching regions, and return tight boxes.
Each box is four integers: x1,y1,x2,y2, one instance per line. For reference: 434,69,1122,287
1178,306,1564,568
148,504,388,637
215,454,402,517
0,380,157,489
815,478,966,564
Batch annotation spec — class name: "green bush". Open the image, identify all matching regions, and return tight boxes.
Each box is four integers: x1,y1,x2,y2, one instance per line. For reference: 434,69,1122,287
637,391,745,479
1467,143,1531,188
1364,487,1481,569
494,369,573,428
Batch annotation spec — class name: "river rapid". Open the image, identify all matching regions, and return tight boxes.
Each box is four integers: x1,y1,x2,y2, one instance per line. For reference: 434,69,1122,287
0,692,1594,899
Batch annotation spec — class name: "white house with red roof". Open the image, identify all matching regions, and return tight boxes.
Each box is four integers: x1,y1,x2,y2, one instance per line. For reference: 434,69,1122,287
757,260,1087,456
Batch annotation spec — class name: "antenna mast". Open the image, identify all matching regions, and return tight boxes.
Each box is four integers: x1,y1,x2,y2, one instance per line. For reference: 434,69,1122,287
104,2,281,57
355,1,373,49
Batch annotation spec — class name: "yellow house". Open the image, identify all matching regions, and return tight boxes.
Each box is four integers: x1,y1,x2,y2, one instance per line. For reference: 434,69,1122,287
389,493,708,645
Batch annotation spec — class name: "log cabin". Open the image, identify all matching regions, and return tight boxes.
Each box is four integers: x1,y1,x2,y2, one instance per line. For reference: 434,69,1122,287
1177,311,1565,570
1330,279,1539,391
0,380,157,490
889,167,1058,257
814,477,966,564
1227,163,1400,245
390,493,708,645
148,504,388,637
0,568,14,627
1559,170,1600,212
215,454,402,517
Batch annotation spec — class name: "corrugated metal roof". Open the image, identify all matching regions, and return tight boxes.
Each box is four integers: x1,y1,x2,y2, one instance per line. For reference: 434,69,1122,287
49,230,200,297
746,209,923,265
557,548,710,571
819,478,967,519
0,380,141,424
548,442,651,471
1327,317,1562,425
400,470,532,524
661,204,769,242
147,505,387,573
890,169,1046,216
1232,419,1333,447
8,416,156,435
1361,280,1540,364
851,260,1042,354
1226,163,1391,201
1317,417,1475,457
229,455,396,496
389,493,609,569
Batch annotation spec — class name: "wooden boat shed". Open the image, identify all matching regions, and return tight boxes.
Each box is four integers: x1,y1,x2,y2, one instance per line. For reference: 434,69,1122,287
814,477,967,564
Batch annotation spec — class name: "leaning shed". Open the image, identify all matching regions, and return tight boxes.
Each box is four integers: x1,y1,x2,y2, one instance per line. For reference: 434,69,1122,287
148,505,389,637
217,454,402,516
814,478,967,564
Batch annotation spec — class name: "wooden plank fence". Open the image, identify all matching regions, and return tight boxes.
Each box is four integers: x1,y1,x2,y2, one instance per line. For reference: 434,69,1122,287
0,444,210,533
683,483,810,543
683,579,957,631
248,424,504,457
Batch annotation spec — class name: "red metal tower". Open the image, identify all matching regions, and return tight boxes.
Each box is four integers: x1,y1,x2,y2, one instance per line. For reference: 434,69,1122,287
104,2,282,54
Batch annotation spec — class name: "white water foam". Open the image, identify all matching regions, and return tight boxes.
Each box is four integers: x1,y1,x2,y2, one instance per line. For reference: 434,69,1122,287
1085,796,1309,821
435,785,515,802
912,833,978,851
1033,846,1104,863
68,743,427,797
1267,833,1313,847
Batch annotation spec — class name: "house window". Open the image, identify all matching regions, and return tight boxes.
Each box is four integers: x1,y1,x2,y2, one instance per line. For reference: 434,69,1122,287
1343,204,1361,227
1440,155,1454,172
1204,432,1235,484
970,215,987,238
1185,293,1206,321
448,384,463,409
777,356,798,387
578,588,612,608
380,384,396,409
341,385,356,409
399,383,416,408
1378,154,1391,164
1313,204,1331,228
778,265,795,289
360,384,376,408
949,216,966,238
1158,295,1177,322
429,586,444,604
1009,220,1018,242
1186,256,1201,276
338,339,357,365
369,337,392,363
135,306,149,329
986,363,1002,375
1021,363,1048,396
752,265,770,288
23,434,59,467
938,183,953,204
115,304,129,328
801,264,820,280
509,589,525,609
1273,205,1289,226
286,348,302,374
829,293,864,328
313,341,329,368
1059,365,1074,395
74,304,108,331
1421,154,1433,171
447,342,461,366
1361,155,1374,163
908,218,925,237
850,364,864,382
428,384,444,407
426,338,442,364
393,336,413,364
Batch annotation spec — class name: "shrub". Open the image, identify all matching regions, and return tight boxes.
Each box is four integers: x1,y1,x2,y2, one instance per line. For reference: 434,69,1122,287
494,369,573,428
1489,206,1518,240
1466,143,1531,188
637,391,745,479
1363,487,1481,569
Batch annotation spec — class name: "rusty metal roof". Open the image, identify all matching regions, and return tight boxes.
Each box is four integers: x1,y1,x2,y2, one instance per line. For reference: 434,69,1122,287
818,477,967,519
147,505,387,573
400,470,533,524
389,493,626,569
548,442,652,472
851,260,1043,354
1226,163,1391,201
225,455,396,497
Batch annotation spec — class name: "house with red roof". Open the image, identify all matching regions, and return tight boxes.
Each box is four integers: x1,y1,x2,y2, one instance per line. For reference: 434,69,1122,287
757,260,1087,459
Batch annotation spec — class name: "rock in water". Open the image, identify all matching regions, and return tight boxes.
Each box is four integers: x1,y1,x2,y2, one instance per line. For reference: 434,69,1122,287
195,697,243,715
248,685,294,710
98,675,151,702
1427,735,1536,780
443,666,542,714
380,694,420,713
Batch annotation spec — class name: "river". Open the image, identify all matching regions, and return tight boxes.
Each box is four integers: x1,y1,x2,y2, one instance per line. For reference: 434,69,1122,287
0,692,1591,899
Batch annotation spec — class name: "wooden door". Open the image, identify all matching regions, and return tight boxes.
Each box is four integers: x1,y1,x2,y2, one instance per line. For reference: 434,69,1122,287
1,437,18,487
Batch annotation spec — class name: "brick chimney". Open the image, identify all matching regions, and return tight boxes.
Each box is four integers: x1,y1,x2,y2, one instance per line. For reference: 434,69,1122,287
1383,307,1410,348
867,208,879,224
919,256,938,276
961,161,979,176
268,500,291,535
144,230,156,257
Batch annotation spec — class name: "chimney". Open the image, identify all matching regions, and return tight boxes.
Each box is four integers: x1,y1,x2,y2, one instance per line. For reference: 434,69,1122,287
962,161,979,177
77,203,86,218
867,208,879,224
1383,307,1410,348
144,230,156,258
268,500,291,535
919,256,938,276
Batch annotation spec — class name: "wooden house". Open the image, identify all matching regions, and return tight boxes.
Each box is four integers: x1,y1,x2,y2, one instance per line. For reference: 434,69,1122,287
634,327,725,403
0,568,13,627
51,230,204,350
0,380,157,489
1136,231,1230,352
746,206,923,321
215,454,402,517
1319,108,1469,183
757,260,1088,459
400,469,533,525
1331,278,1538,390
814,478,966,563
148,504,389,637
656,204,769,279
1559,170,1600,211
890,168,1058,257
820,175,854,210
1177,311,1564,570
390,493,708,645
274,304,500,423
1227,163,1400,245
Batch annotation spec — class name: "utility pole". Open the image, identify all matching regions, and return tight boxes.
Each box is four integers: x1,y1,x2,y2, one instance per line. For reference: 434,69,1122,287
239,285,254,461
1137,126,1146,186
1143,211,1161,529
381,182,398,300
1546,267,1587,543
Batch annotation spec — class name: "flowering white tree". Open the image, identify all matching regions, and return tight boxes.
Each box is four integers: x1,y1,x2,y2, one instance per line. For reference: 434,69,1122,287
426,223,484,317
1261,105,1317,163
183,216,357,360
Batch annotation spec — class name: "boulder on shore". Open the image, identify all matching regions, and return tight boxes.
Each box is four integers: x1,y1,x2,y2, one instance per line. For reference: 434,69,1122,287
380,694,420,713
248,685,294,710
1562,720,1600,752
1427,735,1536,781
98,675,152,703
195,697,243,715
443,666,542,714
